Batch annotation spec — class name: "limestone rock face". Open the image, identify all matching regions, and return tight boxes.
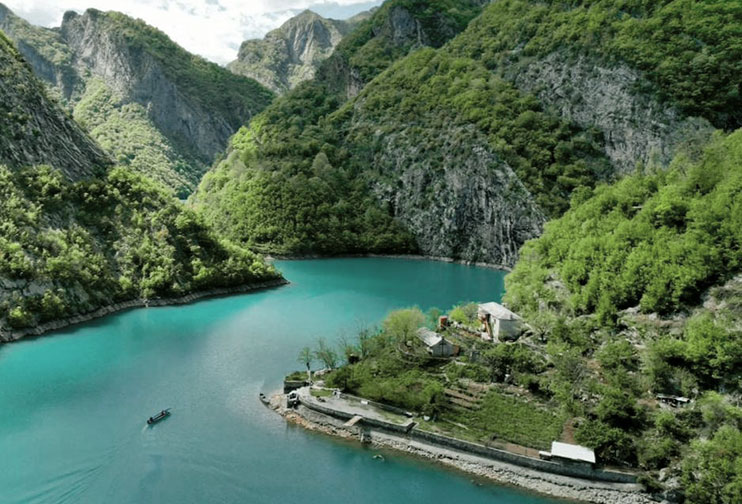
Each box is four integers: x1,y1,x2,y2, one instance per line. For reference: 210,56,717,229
59,10,254,164
0,4,81,101
508,52,714,174
376,5,430,47
365,124,545,266
316,0,487,101
0,5,273,192
229,10,353,94
0,30,109,180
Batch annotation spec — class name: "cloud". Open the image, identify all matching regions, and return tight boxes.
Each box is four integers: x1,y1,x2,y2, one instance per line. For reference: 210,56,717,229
3,0,381,64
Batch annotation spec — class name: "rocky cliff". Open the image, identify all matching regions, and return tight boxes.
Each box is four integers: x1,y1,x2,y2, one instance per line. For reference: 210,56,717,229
0,3,81,102
0,30,109,180
507,52,714,174
367,125,545,265
316,0,488,100
228,10,353,94
0,5,274,195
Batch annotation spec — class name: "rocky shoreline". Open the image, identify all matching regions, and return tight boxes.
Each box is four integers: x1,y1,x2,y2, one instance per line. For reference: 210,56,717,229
265,253,513,272
270,395,655,504
0,278,289,343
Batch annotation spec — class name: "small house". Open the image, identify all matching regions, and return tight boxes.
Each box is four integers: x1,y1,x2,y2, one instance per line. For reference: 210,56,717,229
478,302,521,342
656,394,691,407
541,441,596,468
416,328,454,357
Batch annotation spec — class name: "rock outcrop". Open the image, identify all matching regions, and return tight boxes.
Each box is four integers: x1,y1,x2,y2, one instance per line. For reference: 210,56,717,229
0,5,274,193
61,10,272,166
507,52,714,174
316,0,488,100
228,10,354,94
368,126,545,266
0,30,109,179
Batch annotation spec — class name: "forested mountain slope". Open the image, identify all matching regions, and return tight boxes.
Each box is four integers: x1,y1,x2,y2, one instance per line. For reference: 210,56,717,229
196,0,736,266
228,10,356,94
0,5,274,196
504,128,742,503
194,0,495,260
0,33,280,340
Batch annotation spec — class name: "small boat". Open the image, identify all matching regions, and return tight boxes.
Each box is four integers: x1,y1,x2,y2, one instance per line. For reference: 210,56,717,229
258,393,270,405
147,409,171,425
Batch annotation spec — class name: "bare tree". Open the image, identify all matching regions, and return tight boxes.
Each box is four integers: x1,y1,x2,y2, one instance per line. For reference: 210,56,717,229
314,337,338,370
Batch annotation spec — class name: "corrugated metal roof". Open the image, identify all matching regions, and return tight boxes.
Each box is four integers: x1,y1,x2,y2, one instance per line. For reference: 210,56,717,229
478,302,519,321
417,328,443,347
550,441,596,464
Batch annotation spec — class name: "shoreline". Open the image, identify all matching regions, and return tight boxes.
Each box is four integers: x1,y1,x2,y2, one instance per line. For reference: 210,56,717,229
0,278,289,343
271,396,653,504
265,253,513,272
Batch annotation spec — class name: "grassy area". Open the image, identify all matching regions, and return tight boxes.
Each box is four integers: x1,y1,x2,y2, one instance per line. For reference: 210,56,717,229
310,388,333,398
285,370,308,382
445,389,565,450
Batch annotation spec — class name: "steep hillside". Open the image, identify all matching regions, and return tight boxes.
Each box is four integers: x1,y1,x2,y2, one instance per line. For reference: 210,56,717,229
317,0,488,99
193,0,493,259
195,0,734,267
0,31,109,180
448,0,738,171
0,33,281,340
0,5,275,195
193,0,608,265
228,10,354,94
504,129,742,502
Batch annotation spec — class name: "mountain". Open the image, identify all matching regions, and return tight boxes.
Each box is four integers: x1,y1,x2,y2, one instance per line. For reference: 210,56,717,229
194,0,735,268
0,5,274,196
228,10,356,94
0,31,281,340
194,0,494,259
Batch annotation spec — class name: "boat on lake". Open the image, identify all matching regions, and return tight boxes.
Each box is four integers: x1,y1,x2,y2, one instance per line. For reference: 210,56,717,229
147,409,171,425
258,393,270,405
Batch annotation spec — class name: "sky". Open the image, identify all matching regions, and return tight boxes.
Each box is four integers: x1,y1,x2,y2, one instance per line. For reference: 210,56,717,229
4,0,382,65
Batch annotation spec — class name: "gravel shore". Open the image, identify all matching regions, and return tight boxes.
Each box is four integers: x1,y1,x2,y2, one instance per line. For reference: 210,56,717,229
271,396,656,504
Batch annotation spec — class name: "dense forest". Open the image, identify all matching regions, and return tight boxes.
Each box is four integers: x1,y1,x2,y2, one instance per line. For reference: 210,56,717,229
503,129,742,501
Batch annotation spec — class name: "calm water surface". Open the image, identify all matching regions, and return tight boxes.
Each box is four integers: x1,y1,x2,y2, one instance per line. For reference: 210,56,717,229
0,258,569,504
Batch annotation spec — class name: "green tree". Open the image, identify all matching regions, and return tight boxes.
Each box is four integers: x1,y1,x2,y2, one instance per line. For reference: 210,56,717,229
382,308,425,342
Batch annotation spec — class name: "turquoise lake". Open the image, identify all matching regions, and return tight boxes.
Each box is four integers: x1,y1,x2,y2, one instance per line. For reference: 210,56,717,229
0,258,569,504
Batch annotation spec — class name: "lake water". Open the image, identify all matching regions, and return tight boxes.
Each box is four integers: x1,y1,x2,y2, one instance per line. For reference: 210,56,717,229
0,258,568,504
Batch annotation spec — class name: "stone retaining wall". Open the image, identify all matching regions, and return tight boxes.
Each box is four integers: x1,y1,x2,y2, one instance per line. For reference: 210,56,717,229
298,397,637,484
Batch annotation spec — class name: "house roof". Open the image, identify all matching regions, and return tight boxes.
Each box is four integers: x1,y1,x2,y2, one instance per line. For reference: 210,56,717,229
550,441,596,464
417,328,443,347
478,302,519,321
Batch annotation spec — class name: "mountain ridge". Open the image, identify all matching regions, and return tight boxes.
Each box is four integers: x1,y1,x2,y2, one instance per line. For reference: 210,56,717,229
0,4,275,195
228,9,356,94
